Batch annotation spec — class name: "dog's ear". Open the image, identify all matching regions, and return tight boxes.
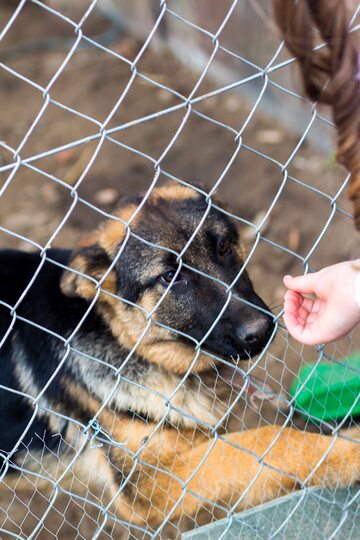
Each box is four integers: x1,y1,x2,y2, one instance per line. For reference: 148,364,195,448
60,243,117,300
60,195,143,300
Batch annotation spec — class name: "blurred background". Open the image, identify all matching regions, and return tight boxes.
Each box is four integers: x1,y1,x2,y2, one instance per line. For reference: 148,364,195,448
0,1,359,538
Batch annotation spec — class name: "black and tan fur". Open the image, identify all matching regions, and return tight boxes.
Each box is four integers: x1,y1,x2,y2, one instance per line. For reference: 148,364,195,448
0,183,359,532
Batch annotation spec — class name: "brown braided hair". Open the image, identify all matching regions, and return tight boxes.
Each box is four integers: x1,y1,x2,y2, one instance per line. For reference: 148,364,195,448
272,0,360,228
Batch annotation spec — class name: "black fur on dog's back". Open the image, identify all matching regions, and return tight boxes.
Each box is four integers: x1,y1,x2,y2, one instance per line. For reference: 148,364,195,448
0,249,97,462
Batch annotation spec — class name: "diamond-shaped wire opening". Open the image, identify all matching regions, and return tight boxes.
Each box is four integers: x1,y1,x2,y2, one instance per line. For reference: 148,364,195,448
0,1,359,539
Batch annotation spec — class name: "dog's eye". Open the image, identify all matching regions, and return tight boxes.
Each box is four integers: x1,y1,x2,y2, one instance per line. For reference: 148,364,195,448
218,239,231,256
161,270,179,284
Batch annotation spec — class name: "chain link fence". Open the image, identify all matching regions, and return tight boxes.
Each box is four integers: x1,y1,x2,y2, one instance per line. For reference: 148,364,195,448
0,1,360,539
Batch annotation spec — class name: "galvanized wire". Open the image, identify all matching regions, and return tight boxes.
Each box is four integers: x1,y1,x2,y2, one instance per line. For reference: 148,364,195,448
0,1,360,539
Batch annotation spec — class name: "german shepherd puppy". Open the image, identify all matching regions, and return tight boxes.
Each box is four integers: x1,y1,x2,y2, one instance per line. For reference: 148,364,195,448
0,182,359,531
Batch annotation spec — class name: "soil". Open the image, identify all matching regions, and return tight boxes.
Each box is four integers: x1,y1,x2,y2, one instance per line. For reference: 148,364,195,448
0,3,359,539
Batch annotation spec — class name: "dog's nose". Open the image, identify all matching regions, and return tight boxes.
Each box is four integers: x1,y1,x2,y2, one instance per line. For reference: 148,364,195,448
236,317,272,346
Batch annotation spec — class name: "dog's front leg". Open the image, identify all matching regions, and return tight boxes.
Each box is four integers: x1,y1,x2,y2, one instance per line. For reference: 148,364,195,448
124,425,359,527
178,426,359,516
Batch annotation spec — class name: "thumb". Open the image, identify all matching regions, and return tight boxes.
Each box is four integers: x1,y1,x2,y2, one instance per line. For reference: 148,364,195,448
283,272,318,294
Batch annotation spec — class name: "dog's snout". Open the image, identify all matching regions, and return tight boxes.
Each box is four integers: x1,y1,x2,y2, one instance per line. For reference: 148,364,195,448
236,317,273,347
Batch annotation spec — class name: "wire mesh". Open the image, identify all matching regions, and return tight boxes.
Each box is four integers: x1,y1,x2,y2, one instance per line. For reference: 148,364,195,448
0,1,360,539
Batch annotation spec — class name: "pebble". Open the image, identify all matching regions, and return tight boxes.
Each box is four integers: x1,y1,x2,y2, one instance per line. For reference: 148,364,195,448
224,96,241,113
93,188,119,206
256,129,284,145
157,89,173,103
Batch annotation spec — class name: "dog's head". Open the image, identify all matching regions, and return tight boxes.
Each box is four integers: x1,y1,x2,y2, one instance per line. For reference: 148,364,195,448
61,183,275,374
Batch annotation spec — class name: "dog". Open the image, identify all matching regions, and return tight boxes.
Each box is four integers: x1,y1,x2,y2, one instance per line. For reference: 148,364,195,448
0,182,359,533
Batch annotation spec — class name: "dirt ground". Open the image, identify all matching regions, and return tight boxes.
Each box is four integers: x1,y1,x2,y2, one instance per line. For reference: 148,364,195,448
0,3,360,539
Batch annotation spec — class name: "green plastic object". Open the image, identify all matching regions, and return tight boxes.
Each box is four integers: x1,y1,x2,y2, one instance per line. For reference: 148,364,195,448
290,353,360,423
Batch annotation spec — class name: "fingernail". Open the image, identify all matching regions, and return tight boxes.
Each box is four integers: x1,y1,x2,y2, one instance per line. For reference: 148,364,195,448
284,275,293,280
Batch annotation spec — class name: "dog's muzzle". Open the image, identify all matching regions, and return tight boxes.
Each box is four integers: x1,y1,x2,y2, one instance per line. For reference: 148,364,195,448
236,316,273,348
234,312,275,357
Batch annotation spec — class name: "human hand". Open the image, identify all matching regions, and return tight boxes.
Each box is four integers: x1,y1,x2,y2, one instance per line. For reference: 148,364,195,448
283,261,360,346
